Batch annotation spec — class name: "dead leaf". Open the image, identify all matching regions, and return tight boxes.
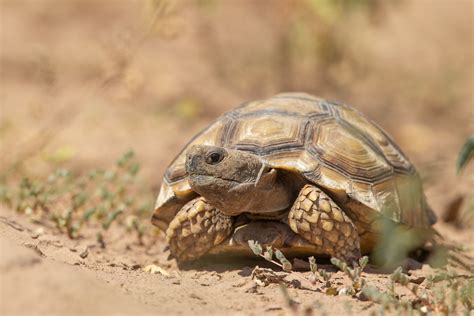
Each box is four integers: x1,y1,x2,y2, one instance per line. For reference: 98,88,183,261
143,264,170,276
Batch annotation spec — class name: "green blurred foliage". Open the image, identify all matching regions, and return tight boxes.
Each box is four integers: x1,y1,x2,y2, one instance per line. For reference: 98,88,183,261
174,97,202,121
42,146,77,164
457,136,474,174
304,0,382,63
371,218,425,269
306,0,380,23
303,0,377,64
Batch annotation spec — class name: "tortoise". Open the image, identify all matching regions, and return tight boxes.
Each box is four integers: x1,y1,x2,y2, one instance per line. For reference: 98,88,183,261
151,93,436,264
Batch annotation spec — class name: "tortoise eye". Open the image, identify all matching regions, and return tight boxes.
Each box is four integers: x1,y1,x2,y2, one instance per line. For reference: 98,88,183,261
206,151,224,165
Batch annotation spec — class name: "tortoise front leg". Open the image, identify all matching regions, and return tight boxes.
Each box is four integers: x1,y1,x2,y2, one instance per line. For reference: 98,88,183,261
166,197,234,262
288,184,361,263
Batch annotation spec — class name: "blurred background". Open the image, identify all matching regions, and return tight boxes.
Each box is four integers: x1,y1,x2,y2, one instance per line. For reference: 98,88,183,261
1,0,473,219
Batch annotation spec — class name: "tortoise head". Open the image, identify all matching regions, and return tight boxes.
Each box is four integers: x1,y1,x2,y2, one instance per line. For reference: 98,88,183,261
185,145,293,215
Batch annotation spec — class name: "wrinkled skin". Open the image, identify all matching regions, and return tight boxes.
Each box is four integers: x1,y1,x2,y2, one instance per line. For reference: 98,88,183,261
186,145,294,216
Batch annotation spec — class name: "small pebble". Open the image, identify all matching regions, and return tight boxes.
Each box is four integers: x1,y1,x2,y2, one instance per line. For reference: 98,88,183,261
31,227,45,239
243,281,258,293
189,293,203,300
131,264,141,270
265,305,282,311
79,247,89,259
232,279,247,288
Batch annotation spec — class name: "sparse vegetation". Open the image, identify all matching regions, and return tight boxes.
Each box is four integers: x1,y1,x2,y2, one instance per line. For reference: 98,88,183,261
362,267,474,315
0,151,155,245
248,240,473,315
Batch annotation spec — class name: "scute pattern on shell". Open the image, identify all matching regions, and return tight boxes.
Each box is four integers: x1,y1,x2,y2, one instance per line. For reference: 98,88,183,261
154,93,433,230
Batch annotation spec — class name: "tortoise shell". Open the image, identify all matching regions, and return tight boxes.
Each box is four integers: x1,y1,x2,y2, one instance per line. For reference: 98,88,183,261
152,93,435,234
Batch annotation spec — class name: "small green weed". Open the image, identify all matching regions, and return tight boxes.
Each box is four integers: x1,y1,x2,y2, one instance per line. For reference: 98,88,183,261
248,240,473,315
0,151,154,245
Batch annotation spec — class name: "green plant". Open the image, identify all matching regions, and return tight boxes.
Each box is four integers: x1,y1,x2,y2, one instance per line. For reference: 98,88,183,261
248,240,358,296
248,240,293,272
457,136,474,174
308,256,337,295
0,150,154,245
362,267,473,315
331,256,369,295
248,240,473,315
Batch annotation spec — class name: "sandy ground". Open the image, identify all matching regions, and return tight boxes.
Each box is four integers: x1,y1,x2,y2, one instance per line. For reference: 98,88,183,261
1,203,473,316
0,206,372,316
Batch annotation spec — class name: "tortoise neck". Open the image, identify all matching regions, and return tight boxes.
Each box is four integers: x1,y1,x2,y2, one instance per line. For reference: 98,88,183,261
199,173,295,216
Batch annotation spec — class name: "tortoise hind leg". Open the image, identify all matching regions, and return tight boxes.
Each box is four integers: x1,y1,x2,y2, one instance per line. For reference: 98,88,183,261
288,184,361,264
166,197,234,262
